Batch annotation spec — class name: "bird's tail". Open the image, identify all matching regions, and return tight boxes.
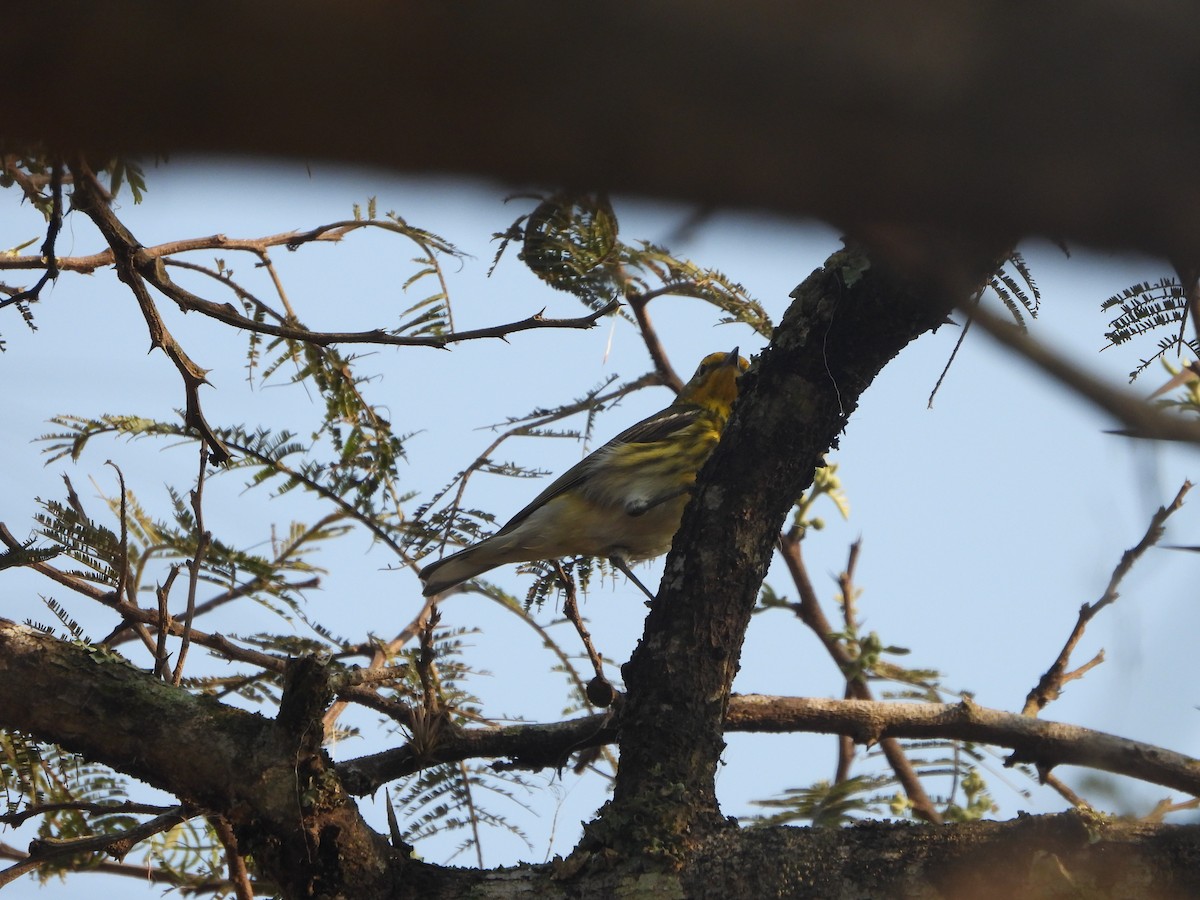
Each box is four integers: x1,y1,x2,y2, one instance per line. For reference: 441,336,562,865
419,537,518,597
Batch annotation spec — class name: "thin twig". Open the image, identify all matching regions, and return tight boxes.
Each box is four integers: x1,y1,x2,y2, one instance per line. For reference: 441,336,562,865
69,161,232,464
209,815,254,900
0,221,358,275
927,294,976,408
174,444,211,684
106,462,130,604
417,609,441,717
106,573,320,648
554,562,612,706
0,522,288,671
834,687,856,785
838,539,862,632
1023,481,1192,716
834,541,862,785
776,535,943,824
458,758,486,869
0,807,192,889
1042,772,1089,809
0,161,62,312
626,292,683,393
323,593,434,732
1,204,622,346
153,565,180,680
0,840,248,893
0,800,176,828
1168,258,1200,355
1144,795,1200,823
253,247,298,320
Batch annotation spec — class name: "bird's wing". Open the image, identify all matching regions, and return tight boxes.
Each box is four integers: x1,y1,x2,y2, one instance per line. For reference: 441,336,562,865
494,404,702,535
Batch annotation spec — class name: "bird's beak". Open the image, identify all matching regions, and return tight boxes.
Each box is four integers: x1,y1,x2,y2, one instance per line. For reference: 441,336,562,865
726,347,741,365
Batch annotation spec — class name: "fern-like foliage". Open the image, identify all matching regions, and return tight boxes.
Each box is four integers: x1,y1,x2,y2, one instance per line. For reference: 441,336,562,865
928,250,1043,406
747,749,999,828
623,240,772,335
492,192,771,335
1101,277,1199,380
31,499,121,588
371,623,539,857
260,342,412,507
989,249,1040,329
0,732,144,876
27,465,340,633
141,818,228,892
391,761,533,859
495,193,621,311
0,732,229,890
0,538,59,571
40,414,192,464
42,415,403,557
250,205,465,499
747,774,899,828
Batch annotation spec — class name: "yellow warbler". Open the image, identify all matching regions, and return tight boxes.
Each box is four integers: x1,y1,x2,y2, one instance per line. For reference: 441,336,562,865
419,349,749,597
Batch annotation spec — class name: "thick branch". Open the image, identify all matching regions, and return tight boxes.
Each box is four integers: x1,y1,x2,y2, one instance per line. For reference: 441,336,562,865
0,619,398,899
8,814,1200,898
9,3,1200,260
726,695,1200,799
8,615,1200,896
338,694,1200,802
609,238,1009,845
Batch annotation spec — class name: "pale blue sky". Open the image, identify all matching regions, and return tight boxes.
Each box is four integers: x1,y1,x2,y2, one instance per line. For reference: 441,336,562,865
2,159,1197,894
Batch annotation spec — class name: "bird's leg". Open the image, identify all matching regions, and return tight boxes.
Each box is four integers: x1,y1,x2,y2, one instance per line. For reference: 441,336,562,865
609,555,657,603
624,485,690,517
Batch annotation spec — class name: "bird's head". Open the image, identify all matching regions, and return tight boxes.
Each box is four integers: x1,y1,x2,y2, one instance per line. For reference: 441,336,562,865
678,348,749,414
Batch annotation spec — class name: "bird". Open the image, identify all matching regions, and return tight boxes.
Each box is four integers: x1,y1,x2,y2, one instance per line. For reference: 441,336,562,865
418,348,750,598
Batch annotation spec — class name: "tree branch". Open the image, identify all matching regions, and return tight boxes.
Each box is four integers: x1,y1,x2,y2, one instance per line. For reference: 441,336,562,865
336,692,1200,803
0,229,621,348
0,840,253,894
777,535,941,823
9,4,1200,260
969,301,1200,446
608,238,1008,847
1024,481,1192,715
68,162,232,464
0,618,400,897
0,161,62,311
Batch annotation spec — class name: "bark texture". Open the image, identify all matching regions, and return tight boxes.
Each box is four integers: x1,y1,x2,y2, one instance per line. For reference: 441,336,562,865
0,622,399,898
605,239,1009,851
